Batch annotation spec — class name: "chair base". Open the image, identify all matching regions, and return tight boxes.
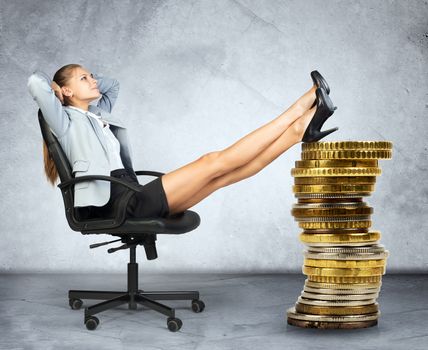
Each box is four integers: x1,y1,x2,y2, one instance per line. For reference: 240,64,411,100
68,245,204,331
69,289,202,331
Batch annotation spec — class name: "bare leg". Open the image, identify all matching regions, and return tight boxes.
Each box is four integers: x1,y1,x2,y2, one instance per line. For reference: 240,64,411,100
162,86,316,213
169,106,315,215
217,85,316,172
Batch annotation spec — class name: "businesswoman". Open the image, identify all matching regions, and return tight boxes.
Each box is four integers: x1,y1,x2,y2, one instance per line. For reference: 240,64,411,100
28,64,337,220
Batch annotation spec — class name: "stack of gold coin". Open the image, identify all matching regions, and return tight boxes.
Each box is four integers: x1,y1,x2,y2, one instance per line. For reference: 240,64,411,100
286,141,392,329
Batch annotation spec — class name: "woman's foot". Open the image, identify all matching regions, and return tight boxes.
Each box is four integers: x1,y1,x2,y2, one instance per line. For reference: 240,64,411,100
302,87,338,142
292,88,338,142
310,70,330,108
291,85,317,116
311,70,330,94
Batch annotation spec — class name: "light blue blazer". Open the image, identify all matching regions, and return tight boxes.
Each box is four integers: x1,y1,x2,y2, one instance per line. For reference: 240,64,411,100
27,70,137,207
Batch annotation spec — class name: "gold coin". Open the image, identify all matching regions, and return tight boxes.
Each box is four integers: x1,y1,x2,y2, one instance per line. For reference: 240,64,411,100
295,159,378,168
292,206,373,217
303,266,386,277
298,198,363,204
299,231,380,244
308,275,382,284
294,176,377,185
304,258,386,268
302,141,393,151
287,317,378,329
304,279,382,290
297,216,372,224
293,184,375,193
286,307,380,322
297,215,371,222
291,167,382,177
297,296,377,306
299,221,372,230
295,302,379,315
295,193,371,199
294,201,367,208
302,228,369,234
301,149,392,160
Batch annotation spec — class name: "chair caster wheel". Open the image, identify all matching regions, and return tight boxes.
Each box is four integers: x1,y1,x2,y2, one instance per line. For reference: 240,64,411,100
85,316,100,330
191,299,205,313
167,317,182,332
69,298,83,310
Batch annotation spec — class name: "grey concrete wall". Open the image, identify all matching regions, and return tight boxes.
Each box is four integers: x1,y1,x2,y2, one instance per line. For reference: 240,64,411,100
0,0,427,273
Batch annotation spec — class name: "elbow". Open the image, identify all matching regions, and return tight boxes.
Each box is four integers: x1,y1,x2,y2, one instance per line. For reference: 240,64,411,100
27,71,52,96
108,79,120,98
113,79,120,92
27,74,40,97
27,73,37,88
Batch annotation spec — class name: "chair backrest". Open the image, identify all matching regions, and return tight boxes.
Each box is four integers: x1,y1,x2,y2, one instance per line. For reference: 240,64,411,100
38,109,73,182
37,109,88,230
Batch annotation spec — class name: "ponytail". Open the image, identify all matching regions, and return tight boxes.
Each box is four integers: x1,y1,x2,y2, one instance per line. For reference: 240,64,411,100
43,140,58,186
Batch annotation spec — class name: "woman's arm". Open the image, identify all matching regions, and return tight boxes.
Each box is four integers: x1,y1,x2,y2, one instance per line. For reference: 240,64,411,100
93,73,120,113
27,70,70,138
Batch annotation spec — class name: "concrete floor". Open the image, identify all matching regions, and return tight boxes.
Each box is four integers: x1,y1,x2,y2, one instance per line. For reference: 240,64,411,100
0,273,427,350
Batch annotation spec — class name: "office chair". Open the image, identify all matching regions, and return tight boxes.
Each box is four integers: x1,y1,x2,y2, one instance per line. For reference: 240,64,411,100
37,110,205,332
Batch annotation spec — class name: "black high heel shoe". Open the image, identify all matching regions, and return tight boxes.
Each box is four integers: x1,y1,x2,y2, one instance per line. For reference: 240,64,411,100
302,87,338,143
310,70,330,108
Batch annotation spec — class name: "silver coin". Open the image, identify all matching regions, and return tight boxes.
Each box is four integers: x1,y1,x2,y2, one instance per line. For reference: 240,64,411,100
306,244,386,254
303,286,381,295
301,291,379,301
304,251,389,260
297,296,377,307
296,216,372,222
286,307,380,322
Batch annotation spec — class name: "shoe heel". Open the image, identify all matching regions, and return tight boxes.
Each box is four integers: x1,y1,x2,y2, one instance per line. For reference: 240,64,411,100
314,127,339,142
303,127,338,143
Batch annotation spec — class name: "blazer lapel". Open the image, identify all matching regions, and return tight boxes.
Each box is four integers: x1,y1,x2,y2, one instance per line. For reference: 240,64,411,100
89,105,126,128
86,113,109,155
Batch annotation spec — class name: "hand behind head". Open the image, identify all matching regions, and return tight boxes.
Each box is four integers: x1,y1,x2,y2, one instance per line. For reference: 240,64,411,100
51,81,64,104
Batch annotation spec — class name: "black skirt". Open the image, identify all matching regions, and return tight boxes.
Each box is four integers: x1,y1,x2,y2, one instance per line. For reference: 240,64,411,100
76,168,170,220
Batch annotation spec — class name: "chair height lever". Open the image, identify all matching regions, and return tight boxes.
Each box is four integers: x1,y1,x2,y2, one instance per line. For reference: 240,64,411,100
90,238,122,249
108,243,138,254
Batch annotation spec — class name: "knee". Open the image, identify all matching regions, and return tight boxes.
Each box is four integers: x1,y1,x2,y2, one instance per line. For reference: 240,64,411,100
200,151,225,178
200,151,222,165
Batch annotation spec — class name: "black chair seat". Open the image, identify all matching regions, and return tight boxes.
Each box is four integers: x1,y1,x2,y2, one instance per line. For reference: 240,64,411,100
81,210,201,235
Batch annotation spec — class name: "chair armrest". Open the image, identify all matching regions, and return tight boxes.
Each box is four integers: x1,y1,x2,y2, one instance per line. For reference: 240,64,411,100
58,175,144,193
58,175,142,231
135,170,165,177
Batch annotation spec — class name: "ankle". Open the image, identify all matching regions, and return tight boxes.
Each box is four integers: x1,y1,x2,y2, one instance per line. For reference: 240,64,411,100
292,109,316,142
290,118,306,142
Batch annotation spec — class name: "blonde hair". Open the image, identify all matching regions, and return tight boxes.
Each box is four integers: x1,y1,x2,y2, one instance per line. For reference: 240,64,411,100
43,63,81,186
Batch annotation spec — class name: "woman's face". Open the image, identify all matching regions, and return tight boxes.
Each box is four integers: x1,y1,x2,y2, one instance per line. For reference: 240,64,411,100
63,67,100,103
